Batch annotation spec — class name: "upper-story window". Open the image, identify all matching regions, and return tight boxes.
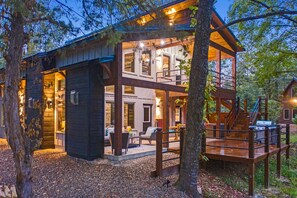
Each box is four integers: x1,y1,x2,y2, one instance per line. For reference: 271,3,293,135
162,55,170,77
124,52,135,73
141,50,151,76
292,86,297,98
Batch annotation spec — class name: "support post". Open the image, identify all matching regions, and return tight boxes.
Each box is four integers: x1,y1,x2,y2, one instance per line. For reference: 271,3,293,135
216,98,221,137
248,163,255,196
162,91,170,147
286,124,290,160
216,50,221,87
264,98,268,120
276,125,281,178
156,128,163,176
232,56,236,91
258,96,262,120
264,126,270,188
244,99,247,113
249,128,254,159
114,43,123,156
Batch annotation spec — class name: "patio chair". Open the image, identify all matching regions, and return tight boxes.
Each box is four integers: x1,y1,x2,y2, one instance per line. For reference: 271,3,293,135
109,132,130,154
139,127,157,145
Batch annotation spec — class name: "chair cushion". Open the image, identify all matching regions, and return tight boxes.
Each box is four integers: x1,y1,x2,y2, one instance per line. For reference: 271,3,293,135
145,127,157,137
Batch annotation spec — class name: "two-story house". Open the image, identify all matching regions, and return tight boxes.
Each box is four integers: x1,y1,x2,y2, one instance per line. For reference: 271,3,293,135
0,0,244,160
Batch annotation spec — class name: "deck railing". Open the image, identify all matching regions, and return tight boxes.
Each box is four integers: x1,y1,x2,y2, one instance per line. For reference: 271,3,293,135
153,124,291,196
155,69,235,90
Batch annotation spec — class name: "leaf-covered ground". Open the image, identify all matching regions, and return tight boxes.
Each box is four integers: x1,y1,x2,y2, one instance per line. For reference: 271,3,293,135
0,139,245,198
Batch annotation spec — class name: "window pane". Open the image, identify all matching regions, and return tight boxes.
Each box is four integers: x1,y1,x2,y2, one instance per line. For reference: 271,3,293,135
106,102,115,127
142,51,151,76
106,85,114,93
284,109,290,120
124,86,134,94
175,107,181,122
144,107,150,122
124,103,134,128
293,109,297,119
124,53,135,73
163,55,170,76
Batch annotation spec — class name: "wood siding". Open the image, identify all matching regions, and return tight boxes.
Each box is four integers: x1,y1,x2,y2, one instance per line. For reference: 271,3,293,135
56,44,114,68
43,74,55,148
25,63,46,148
66,62,105,160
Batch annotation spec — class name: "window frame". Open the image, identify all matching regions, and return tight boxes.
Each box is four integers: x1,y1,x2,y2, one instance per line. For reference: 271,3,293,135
283,109,290,120
123,51,136,73
141,50,152,76
143,105,151,123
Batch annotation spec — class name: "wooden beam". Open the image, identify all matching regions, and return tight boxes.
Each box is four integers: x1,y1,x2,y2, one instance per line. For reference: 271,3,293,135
114,43,123,156
216,50,221,87
162,91,170,148
216,98,221,137
248,163,255,196
210,41,236,57
122,77,187,93
232,57,236,92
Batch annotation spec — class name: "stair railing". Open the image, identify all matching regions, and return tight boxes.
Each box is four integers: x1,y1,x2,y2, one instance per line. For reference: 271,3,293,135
249,97,261,125
225,97,240,130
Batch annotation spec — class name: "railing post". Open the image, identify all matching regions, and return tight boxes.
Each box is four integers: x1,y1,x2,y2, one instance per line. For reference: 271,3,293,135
258,96,262,120
286,124,290,160
249,128,254,158
213,125,217,138
244,99,247,113
264,126,270,189
276,125,281,178
264,98,268,120
156,128,163,177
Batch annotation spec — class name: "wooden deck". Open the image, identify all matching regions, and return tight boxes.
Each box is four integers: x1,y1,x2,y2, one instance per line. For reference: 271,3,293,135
205,139,289,163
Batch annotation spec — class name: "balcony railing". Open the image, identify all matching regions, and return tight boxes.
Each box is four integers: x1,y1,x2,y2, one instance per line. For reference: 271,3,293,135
156,68,235,90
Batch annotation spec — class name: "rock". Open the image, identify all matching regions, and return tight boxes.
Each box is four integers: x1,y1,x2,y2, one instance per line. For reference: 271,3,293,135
10,186,17,198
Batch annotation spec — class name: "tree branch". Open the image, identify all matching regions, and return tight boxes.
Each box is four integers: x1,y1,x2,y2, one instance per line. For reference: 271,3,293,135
212,10,297,32
250,0,297,24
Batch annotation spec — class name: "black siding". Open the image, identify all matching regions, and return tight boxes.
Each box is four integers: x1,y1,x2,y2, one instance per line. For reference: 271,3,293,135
66,63,104,160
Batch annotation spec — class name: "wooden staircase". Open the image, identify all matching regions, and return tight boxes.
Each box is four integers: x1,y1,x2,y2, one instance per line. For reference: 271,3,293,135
224,97,268,139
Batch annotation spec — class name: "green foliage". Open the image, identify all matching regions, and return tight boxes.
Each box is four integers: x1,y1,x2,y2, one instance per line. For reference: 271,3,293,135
228,0,297,99
268,99,282,123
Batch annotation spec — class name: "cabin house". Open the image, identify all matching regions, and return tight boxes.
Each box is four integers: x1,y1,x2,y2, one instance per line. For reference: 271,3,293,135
1,0,243,160
279,77,297,124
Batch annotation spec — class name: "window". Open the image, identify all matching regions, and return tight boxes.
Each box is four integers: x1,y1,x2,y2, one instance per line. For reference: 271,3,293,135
175,107,182,123
292,86,297,98
162,55,170,76
124,103,134,128
175,59,182,85
106,102,115,127
293,109,297,120
106,86,114,93
55,74,66,132
141,50,151,76
143,106,151,123
124,52,135,73
124,86,135,94
284,109,290,120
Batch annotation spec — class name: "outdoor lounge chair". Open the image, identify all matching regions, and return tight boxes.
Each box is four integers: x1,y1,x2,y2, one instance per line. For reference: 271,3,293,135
139,127,157,145
109,132,130,154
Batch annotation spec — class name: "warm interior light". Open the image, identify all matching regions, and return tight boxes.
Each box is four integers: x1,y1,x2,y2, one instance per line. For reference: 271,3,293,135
167,8,176,15
139,42,145,48
160,40,165,45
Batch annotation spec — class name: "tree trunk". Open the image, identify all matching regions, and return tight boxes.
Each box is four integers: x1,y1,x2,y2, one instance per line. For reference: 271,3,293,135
4,12,33,197
176,0,215,197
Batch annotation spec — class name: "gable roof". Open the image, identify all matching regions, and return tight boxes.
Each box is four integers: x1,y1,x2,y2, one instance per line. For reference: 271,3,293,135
283,77,297,95
24,0,243,62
